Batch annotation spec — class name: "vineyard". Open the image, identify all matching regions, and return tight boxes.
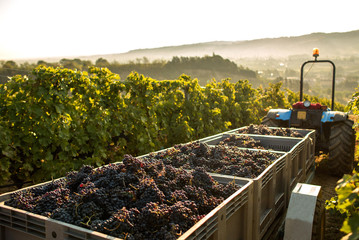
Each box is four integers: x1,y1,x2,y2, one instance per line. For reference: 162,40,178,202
326,94,359,240
0,65,358,239
0,66,345,187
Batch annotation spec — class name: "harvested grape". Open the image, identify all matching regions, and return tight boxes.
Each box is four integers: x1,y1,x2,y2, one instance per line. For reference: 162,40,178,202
236,124,303,137
218,134,264,149
145,141,280,178
5,160,239,240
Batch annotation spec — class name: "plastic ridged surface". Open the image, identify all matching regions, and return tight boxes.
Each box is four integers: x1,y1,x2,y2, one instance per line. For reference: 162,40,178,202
290,140,304,161
185,216,217,240
178,177,252,240
261,169,274,188
267,144,291,152
63,226,119,240
276,156,286,173
0,206,46,238
226,188,248,220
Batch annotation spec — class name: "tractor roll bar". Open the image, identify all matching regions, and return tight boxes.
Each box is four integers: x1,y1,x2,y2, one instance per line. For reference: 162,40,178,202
300,59,336,111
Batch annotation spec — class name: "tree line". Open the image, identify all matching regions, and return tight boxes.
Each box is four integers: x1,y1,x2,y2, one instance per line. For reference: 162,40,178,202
0,54,258,86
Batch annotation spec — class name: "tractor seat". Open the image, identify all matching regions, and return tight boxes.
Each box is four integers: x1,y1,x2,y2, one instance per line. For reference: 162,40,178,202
292,101,326,110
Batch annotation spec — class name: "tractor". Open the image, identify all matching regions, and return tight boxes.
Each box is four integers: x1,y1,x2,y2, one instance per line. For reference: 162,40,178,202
262,48,356,176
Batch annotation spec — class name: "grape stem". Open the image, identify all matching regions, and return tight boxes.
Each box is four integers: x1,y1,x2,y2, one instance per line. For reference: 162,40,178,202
80,214,95,226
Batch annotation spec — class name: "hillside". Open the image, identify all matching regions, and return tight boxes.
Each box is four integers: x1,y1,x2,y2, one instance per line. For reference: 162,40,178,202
13,29,359,64
79,30,359,63
4,30,359,105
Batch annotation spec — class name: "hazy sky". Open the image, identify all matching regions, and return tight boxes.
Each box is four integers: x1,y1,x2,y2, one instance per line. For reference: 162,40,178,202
0,0,358,60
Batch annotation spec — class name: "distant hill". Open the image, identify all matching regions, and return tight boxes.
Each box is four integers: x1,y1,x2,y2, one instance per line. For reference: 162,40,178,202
78,29,359,63
15,29,359,64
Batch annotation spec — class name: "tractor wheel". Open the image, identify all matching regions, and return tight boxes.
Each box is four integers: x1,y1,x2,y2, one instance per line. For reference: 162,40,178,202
261,116,279,127
327,120,355,176
312,198,325,240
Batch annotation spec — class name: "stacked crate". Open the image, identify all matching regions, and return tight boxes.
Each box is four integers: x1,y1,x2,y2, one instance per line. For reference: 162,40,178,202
223,127,316,239
202,133,305,239
0,126,316,240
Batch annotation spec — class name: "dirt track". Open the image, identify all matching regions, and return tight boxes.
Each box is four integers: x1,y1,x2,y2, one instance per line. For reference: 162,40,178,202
311,168,346,240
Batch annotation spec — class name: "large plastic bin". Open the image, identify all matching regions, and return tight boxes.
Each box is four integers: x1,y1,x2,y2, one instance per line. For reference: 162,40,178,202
202,133,307,240
202,133,306,198
0,174,253,240
247,152,287,240
225,127,315,189
265,128,316,190
201,133,303,152
226,126,315,161
179,175,253,240
141,139,289,240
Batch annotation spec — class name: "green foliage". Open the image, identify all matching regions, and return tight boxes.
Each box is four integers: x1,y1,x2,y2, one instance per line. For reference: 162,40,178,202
0,66,344,189
0,54,351,189
0,66,126,186
0,67,260,187
257,82,291,116
326,90,359,239
347,91,359,125
326,172,359,240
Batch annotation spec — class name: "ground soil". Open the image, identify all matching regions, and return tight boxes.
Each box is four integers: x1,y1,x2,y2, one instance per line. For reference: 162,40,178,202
311,167,346,240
